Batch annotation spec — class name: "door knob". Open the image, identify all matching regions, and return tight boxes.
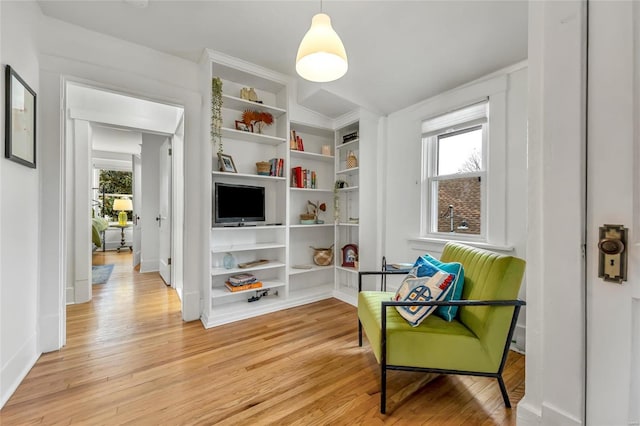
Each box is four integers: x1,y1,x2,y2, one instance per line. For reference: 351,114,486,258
598,224,627,283
598,238,624,255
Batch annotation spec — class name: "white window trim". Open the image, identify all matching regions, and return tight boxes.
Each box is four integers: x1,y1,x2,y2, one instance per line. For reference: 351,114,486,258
419,76,508,247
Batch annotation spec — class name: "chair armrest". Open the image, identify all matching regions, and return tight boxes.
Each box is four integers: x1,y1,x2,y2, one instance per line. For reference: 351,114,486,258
358,270,411,292
382,299,526,309
380,299,526,338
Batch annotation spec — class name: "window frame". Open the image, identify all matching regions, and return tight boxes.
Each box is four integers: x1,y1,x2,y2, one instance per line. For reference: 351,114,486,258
424,118,488,241
418,79,509,248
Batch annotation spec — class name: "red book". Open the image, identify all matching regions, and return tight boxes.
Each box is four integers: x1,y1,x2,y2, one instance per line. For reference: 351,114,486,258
292,166,303,188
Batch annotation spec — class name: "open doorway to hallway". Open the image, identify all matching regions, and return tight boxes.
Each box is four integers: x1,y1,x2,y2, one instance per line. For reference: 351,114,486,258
65,80,184,312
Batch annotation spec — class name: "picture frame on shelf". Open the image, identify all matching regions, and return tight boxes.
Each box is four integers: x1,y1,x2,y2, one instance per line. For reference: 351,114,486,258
218,153,237,173
235,120,253,133
5,65,36,169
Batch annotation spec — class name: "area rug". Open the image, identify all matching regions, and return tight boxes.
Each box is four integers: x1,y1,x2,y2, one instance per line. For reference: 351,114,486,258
92,264,114,285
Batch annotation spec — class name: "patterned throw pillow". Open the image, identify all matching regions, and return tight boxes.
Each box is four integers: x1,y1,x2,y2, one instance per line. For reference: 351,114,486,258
414,254,465,321
393,269,455,327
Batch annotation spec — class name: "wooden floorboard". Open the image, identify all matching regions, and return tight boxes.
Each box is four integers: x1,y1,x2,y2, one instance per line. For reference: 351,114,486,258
0,251,524,425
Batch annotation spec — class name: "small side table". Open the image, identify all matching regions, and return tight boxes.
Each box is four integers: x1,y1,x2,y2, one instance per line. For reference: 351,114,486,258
111,224,132,252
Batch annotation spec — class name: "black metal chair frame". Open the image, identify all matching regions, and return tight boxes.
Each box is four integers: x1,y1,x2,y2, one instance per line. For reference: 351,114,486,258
357,270,525,414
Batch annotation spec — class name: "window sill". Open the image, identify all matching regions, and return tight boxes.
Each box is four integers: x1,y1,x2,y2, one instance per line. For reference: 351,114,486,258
408,236,514,253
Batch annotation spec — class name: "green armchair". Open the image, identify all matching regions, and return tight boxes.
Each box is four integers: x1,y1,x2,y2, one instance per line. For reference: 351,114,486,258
357,242,526,413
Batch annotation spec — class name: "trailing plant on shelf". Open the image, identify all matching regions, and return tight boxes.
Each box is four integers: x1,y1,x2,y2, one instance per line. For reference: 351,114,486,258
334,180,348,222
242,109,274,134
211,77,223,153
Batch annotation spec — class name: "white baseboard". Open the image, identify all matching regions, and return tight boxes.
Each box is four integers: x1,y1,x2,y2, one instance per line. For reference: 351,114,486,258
517,398,583,426
66,286,75,304
140,259,159,273
39,313,63,353
332,290,357,307
0,333,40,409
181,289,200,322
517,399,542,426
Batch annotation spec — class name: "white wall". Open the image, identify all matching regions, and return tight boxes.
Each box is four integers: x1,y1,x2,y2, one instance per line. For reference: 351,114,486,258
0,0,42,409
140,134,163,273
381,64,528,349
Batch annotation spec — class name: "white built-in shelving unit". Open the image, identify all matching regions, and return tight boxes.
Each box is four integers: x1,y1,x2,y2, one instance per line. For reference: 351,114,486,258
200,50,379,328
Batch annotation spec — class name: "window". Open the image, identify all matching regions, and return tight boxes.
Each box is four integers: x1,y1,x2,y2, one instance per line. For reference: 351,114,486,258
422,101,488,240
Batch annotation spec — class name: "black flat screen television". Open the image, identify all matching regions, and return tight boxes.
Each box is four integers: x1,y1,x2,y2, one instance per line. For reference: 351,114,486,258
214,182,265,225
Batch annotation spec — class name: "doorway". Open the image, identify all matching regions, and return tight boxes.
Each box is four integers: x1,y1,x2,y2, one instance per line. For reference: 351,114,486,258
65,81,184,307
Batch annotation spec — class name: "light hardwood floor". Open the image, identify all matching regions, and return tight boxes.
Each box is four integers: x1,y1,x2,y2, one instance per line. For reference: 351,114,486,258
1,251,524,425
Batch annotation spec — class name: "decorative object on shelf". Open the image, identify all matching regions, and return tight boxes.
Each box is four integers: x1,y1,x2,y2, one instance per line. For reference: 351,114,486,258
5,65,37,168
322,145,331,156
223,252,236,269
241,110,274,134
296,3,348,83
217,152,237,173
235,120,253,132
333,180,348,222
113,198,133,226
256,161,271,176
347,151,358,168
240,87,260,103
310,244,334,266
211,77,223,154
341,243,358,267
307,200,327,224
342,130,358,143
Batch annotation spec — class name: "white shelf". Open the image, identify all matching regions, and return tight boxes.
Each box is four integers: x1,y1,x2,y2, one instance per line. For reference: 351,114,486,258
289,265,334,275
212,280,286,299
290,223,334,229
210,261,285,276
289,187,333,193
289,283,334,297
221,94,286,118
212,170,286,181
290,150,334,163
221,127,286,145
336,266,359,274
337,222,359,227
336,167,359,176
211,242,286,253
336,139,359,149
336,186,359,193
211,225,284,231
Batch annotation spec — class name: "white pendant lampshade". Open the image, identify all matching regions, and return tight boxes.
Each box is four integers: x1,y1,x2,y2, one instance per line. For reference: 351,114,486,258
296,13,348,83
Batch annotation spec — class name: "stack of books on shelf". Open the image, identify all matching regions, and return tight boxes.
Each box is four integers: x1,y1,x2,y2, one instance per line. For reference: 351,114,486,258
269,158,284,177
225,273,263,292
289,130,305,151
342,130,358,143
291,166,316,189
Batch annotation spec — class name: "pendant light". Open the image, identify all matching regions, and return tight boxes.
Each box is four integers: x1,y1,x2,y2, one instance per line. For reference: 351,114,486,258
295,1,348,83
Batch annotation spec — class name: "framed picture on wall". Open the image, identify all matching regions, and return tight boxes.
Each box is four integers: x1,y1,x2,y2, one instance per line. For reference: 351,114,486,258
5,65,36,169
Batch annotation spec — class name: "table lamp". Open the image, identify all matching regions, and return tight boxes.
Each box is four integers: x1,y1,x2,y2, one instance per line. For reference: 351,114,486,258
113,198,133,226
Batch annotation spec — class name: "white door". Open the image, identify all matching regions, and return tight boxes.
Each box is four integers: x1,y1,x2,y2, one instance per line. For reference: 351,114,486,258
586,2,639,424
132,154,142,268
158,138,172,285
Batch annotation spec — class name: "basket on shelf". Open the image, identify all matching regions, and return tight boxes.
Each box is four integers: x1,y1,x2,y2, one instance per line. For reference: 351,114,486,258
310,245,334,266
256,161,271,175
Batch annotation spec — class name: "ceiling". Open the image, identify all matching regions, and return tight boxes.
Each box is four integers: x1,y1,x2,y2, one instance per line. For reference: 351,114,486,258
37,1,528,117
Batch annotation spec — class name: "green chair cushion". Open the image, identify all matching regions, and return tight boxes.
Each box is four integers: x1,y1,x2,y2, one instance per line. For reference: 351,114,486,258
358,291,497,373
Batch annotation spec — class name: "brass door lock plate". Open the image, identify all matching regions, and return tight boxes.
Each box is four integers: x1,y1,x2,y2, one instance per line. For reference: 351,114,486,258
598,224,628,283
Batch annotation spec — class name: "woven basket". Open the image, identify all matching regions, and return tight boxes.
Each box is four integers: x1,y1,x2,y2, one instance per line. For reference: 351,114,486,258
310,245,334,266
256,161,271,175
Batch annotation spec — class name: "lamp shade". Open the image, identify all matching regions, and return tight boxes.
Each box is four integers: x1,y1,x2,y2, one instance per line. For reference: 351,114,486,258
296,13,348,83
113,198,133,211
